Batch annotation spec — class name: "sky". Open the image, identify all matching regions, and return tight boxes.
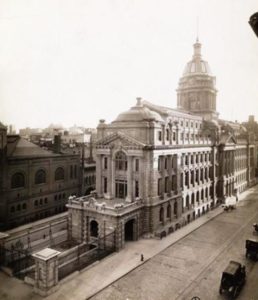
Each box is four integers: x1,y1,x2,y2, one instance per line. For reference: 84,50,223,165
0,0,258,131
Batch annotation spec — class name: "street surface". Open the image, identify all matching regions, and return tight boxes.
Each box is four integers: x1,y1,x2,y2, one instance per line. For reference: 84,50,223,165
92,187,258,300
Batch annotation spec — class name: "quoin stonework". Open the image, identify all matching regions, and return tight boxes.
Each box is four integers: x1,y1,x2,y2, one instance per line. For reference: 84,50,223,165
67,40,256,251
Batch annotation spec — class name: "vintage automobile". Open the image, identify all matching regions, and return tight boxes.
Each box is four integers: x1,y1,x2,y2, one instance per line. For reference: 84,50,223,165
219,261,246,298
246,238,258,260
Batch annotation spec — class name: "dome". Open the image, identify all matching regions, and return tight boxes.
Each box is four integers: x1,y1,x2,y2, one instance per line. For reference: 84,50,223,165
114,98,163,123
182,40,212,76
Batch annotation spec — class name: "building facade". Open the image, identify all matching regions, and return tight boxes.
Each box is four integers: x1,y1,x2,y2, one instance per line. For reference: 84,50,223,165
67,40,256,250
0,128,81,230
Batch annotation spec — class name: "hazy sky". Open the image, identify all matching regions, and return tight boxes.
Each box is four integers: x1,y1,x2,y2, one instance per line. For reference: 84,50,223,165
0,0,258,130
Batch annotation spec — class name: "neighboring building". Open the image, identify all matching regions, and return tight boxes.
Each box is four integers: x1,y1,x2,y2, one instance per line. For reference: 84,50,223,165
0,127,81,230
82,161,96,195
67,39,256,251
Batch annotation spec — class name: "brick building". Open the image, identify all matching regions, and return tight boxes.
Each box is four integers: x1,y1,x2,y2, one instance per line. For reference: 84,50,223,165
67,40,256,250
0,127,81,230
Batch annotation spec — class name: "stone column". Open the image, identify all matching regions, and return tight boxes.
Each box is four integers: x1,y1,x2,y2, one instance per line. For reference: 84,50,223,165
96,155,102,197
33,248,60,297
126,156,133,202
167,155,172,195
169,123,172,145
162,125,165,145
106,154,113,199
161,156,165,197
111,157,116,198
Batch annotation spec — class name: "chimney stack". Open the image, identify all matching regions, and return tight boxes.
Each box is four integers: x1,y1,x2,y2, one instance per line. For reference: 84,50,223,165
53,135,61,153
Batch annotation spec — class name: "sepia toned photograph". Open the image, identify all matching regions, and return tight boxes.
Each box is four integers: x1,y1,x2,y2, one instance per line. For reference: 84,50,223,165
0,1,258,299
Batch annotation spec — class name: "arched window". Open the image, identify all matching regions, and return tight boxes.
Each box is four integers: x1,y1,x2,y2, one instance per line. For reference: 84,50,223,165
22,203,27,210
11,172,25,189
186,195,190,209
159,207,164,222
167,204,171,218
10,206,15,213
17,204,21,211
115,151,127,171
55,167,64,181
174,201,178,218
35,169,46,184
191,193,195,205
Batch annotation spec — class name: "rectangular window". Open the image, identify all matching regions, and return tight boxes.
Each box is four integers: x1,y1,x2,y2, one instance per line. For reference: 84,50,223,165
158,178,162,196
74,165,77,178
158,156,161,171
104,157,108,169
164,157,167,170
135,159,139,172
180,133,184,140
158,131,162,141
165,177,169,193
173,132,176,141
172,175,177,191
115,180,127,198
166,129,169,141
70,165,73,179
135,180,139,197
104,177,107,193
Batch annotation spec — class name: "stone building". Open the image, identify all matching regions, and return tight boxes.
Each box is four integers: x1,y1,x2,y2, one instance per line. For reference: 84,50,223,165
67,40,256,250
0,127,81,230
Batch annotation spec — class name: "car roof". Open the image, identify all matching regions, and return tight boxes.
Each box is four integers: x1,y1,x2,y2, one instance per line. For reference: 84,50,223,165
223,261,241,275
246,238,258,243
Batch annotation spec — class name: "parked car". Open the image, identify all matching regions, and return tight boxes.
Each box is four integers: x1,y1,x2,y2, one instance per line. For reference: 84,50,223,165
219,261,246,298
246,238,258,260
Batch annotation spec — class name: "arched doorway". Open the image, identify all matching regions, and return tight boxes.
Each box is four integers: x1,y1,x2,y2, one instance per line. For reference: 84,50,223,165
124,219,135,241
90,220,99,237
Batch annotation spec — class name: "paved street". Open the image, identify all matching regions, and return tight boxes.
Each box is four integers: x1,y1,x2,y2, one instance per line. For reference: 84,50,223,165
91,187,258,300
0,186,258,300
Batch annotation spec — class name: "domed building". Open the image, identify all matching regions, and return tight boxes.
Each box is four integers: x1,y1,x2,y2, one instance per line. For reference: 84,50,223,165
177,39,219,120
67,40,256,251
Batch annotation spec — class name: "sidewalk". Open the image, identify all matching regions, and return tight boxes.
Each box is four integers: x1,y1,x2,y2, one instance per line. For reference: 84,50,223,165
0,188,255,300
47,207,225,300
49,187,256,300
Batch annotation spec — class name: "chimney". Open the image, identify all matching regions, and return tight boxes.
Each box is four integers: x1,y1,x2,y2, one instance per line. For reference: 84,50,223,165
53,135,61,153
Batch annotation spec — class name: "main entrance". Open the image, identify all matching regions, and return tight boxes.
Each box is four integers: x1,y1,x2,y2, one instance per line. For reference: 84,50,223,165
90,220,99,237
124,219,135,241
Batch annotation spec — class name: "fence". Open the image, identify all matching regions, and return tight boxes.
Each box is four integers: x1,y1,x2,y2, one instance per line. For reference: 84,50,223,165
58,231,116,281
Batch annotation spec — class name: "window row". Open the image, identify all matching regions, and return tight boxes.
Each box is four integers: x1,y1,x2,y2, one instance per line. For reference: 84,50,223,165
157,155,177,171
159,202,178,223
183,168,210,187
11,167,69,189
158,176,177,196
103,178,139,199
85,175,96,185
34,198,48,207
103,152,140,172
182,152,211,165
10,203,27,213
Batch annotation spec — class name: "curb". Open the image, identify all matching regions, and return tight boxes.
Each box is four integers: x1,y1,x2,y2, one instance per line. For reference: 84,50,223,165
86,206,223,300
